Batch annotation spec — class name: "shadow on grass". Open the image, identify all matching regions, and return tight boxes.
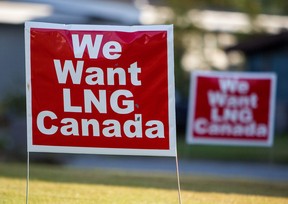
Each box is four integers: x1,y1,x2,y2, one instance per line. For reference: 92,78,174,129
1,162,288,198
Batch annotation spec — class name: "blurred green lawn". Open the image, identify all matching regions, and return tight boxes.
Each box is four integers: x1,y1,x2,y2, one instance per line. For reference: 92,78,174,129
1,162,288,204
177,134,288,163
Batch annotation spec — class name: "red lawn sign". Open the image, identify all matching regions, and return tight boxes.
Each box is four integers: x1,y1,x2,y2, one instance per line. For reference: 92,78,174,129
25,22,176,156
186,71,276,146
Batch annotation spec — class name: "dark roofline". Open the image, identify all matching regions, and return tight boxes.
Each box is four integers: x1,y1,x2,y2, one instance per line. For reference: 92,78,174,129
225,31,288,54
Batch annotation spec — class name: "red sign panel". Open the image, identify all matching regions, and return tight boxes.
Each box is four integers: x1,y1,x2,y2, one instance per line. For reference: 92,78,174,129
25,22,176,156
186,71,276,146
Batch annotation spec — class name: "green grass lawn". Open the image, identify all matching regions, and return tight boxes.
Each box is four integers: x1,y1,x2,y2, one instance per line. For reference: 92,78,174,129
177,134,288,163
1,162,288,204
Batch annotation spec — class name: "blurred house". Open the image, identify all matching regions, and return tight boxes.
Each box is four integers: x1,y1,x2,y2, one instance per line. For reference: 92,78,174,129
225,31,288,133
0,0,140,101
0,0,140,158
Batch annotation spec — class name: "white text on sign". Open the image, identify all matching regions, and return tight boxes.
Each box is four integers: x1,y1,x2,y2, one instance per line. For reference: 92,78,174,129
194,78,268,137
36,34,165,139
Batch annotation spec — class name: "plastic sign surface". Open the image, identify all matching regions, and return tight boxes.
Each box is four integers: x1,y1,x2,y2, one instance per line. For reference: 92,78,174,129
186,71,276,146
25,22,176,156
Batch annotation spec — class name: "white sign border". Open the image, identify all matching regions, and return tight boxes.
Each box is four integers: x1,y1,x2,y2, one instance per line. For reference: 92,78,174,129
186,70,277,147
25,22,176,157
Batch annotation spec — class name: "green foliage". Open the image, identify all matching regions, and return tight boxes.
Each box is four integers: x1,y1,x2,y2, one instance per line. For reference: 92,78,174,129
166,0,288,16
177,134,288,163
164,0,288,96
0,94,26,116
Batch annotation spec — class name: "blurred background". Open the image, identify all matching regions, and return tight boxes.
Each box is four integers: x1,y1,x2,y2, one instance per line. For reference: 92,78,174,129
0,0,287,166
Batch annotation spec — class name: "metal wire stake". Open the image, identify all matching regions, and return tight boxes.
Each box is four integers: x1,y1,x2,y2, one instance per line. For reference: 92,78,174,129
175,153,183,204
26,151,30,204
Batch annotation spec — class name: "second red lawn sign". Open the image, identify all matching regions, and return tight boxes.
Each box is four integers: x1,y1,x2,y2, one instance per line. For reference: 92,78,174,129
186,71,276,147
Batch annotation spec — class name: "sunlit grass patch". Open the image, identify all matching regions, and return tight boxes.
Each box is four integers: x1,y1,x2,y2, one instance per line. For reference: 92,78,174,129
0,162,288,204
